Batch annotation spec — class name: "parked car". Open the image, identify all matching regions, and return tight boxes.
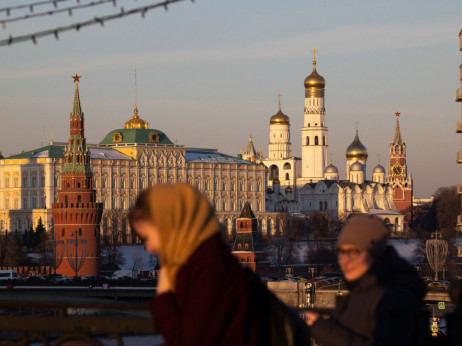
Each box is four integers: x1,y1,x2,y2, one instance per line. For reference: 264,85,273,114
0,270,19,280
51,275,70,282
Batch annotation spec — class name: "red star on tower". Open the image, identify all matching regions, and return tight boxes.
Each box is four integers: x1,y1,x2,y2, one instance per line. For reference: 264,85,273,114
72,73,82,83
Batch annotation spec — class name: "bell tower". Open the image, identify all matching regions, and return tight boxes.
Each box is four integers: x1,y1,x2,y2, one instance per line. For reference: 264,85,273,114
300,50,328,183
387,111,413,215
52,74,103,277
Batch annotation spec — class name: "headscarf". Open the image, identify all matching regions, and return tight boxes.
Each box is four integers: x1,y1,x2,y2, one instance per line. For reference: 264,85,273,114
145,183,221,291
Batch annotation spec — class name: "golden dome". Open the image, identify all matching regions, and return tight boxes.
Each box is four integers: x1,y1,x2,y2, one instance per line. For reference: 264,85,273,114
304,61,326,89
270,97,290,125
346,130,368,159
124,106,149,129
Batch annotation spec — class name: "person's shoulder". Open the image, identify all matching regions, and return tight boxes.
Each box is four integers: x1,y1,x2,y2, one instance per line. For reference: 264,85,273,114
178,234,243,283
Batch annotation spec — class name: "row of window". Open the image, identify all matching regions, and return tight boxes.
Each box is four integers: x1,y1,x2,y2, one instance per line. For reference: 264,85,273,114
305,135,326,146
1,175,44,189
96,177,263,192
3,196,45,210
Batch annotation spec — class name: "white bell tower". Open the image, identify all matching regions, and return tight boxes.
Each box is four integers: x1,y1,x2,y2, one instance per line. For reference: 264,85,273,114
300,50,328,183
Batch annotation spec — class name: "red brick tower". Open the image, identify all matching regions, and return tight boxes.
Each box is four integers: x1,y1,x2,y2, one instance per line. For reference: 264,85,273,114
232,202,268,275
52,74,103,277
387,112,413,216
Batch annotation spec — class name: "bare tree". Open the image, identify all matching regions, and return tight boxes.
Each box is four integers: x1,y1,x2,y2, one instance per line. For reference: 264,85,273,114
100,221,125,270
131,253,146,271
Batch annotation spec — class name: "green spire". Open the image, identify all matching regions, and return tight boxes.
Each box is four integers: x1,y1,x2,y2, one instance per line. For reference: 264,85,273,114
64,78,91,175
71,83,83,118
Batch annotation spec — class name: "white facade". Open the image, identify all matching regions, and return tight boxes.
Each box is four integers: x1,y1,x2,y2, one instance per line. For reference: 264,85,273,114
261,57,403,230
263,102,301,189
269,122,292,160
300,61,328,184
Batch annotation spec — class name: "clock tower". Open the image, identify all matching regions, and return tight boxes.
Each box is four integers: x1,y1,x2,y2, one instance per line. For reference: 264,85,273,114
387,112,413,217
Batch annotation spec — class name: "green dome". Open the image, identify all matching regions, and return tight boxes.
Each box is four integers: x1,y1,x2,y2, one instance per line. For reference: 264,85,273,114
100,128,173,145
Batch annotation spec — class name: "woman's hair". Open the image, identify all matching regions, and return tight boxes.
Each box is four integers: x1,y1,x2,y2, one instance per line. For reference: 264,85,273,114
128,189,153,231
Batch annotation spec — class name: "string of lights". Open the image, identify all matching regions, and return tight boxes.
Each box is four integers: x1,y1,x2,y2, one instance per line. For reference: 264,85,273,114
1,0,117,27
0,0,193,47
0,0,75,15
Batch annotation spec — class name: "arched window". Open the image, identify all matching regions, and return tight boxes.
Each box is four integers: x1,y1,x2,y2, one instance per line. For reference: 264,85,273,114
285,173,289,180
315,136,319,145
269,165,279,181
79,228,82,236
319,201,323,210
323,136,326,146
240,222,243,228
306,136,310,145
62,228,65,237
283,162,291,170
65,195,68,204
77,195,81,204
324,201,328,210
308,123,310,127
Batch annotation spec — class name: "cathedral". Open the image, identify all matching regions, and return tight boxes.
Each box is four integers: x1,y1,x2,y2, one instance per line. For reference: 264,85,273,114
245,53,412,232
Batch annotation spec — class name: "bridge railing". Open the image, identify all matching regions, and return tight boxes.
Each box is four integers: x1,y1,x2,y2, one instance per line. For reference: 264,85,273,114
0,299,159,345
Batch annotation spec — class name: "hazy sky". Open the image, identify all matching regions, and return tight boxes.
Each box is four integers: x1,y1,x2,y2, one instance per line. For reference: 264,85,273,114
1,0,461,197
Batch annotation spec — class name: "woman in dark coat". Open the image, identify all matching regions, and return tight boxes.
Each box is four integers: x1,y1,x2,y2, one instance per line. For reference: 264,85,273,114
129,184,258,346
305,215,426,346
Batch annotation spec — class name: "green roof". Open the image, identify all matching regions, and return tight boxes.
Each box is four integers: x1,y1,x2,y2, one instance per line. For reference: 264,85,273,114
232,230,264,252
99,128,173,145
7,145,65,159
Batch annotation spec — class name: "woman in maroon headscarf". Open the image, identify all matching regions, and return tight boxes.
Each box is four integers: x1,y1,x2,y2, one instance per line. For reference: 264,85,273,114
129,183,259,346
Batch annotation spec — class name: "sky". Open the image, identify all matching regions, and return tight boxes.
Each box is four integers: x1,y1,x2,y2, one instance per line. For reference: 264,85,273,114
0,0,461,197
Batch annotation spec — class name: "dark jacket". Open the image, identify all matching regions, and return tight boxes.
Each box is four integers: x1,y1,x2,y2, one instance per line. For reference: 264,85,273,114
311,246,426,346
150,234,258,346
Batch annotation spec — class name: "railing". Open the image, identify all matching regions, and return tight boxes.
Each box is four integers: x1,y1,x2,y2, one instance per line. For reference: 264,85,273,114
457,121,462,133
457,88,462,102
0,300,158,345
457,214,462,226
457,151,462,163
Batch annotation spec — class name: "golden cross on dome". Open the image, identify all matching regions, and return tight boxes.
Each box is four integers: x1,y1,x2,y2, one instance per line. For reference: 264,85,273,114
395,111,400,117
277,93,282,109
312,48,318,61
72,73,81,83
355,121,359,132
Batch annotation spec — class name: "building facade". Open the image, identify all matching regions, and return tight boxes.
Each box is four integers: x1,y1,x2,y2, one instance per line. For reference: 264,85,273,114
0,79,268,243
255,55,406,231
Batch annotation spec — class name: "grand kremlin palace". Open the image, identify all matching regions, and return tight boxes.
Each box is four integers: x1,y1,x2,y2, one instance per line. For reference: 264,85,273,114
0,83,269,243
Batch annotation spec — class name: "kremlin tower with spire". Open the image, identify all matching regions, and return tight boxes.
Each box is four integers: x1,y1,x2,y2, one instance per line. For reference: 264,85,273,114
52,74,103,277
387,111,413,215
